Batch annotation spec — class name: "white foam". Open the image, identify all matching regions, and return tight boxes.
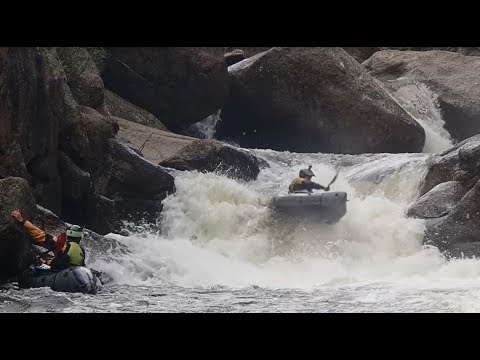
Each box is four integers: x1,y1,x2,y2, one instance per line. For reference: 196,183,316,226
89,151,480,297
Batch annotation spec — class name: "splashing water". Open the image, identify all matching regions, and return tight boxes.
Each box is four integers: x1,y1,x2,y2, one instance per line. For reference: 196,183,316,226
12,149,480,312
11,77,480,312
85,150,480,299
383,80,454,153
186,110,222,139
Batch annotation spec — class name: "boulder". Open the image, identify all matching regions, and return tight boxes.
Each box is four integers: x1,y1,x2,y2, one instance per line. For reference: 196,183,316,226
101,47,229,132
60,106,118,172
407,181,466,219
425,179,480,250
58,151,92,209
217,47,425,154
0,177,37,282
159,139,268,181
56,47,105,110
364,50,480,141
0,47,77,214
225,49,245,66
116,117,196,164
87,138,175,234
104,89,167,130
420,135,480,195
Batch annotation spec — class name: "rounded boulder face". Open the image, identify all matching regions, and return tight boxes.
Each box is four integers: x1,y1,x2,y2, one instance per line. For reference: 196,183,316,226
419,134,480,196
158,139,269,181
425,179,480,251
103,90,167,130
56,47,105,110
0,177,37,282
217,47,425,154
407,181,466,219
101,47,229,132
364,49,480,142
417,134,480,259
224,49,245,67
79,138,176,235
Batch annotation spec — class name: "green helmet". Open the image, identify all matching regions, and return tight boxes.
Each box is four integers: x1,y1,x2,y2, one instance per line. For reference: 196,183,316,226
66,224,84,243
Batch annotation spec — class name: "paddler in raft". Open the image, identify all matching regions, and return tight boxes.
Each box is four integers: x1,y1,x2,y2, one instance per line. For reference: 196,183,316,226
288,166,330,194
11,209,86,270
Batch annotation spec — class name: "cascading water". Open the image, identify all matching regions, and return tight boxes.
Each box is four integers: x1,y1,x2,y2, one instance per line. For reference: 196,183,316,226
5,81,480,313
2,148,462,313
380,80,454,153
88,151,432,289
5,149,480,312
186,110,222,139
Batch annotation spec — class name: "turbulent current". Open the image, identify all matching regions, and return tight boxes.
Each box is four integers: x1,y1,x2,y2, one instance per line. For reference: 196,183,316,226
3,85,480,313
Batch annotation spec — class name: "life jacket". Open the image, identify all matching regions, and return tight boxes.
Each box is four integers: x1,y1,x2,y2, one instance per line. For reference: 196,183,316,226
66,242,85,266
289,177,305,193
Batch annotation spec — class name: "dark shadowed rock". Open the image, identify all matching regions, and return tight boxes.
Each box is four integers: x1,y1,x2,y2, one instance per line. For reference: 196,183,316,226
457,136,480,187
425,179,480,250
52,134,177,235
416,134,480,258
407,181,466,219
101,47,229,132
60,106,118,171
420,151,459,196
0,47,78,214
87,138,175,234
217,47,425,154
225,49,245,66
34,205,65,236
159,139,268,181
58,151,92,211
0,177,37,282
56,47,105,110
443,242,480,259
420,135,480,195
96,138,174,197
1,47,177,236
0,141,29,180
84,193,117,235
104,89,168,130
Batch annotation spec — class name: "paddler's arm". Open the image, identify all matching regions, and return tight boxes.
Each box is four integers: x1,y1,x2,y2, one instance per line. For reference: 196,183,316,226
11,210,58,251
309,182,330,192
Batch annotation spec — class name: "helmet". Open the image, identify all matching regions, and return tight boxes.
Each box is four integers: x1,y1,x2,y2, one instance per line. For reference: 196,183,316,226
299,165,315,178
66,224,84,243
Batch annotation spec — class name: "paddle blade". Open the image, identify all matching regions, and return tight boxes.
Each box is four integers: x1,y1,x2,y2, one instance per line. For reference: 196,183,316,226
327,172,339,187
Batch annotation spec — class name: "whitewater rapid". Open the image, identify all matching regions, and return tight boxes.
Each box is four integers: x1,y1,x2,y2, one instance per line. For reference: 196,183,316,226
6,78,480,312
83,148,480,300
75,83,480,312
